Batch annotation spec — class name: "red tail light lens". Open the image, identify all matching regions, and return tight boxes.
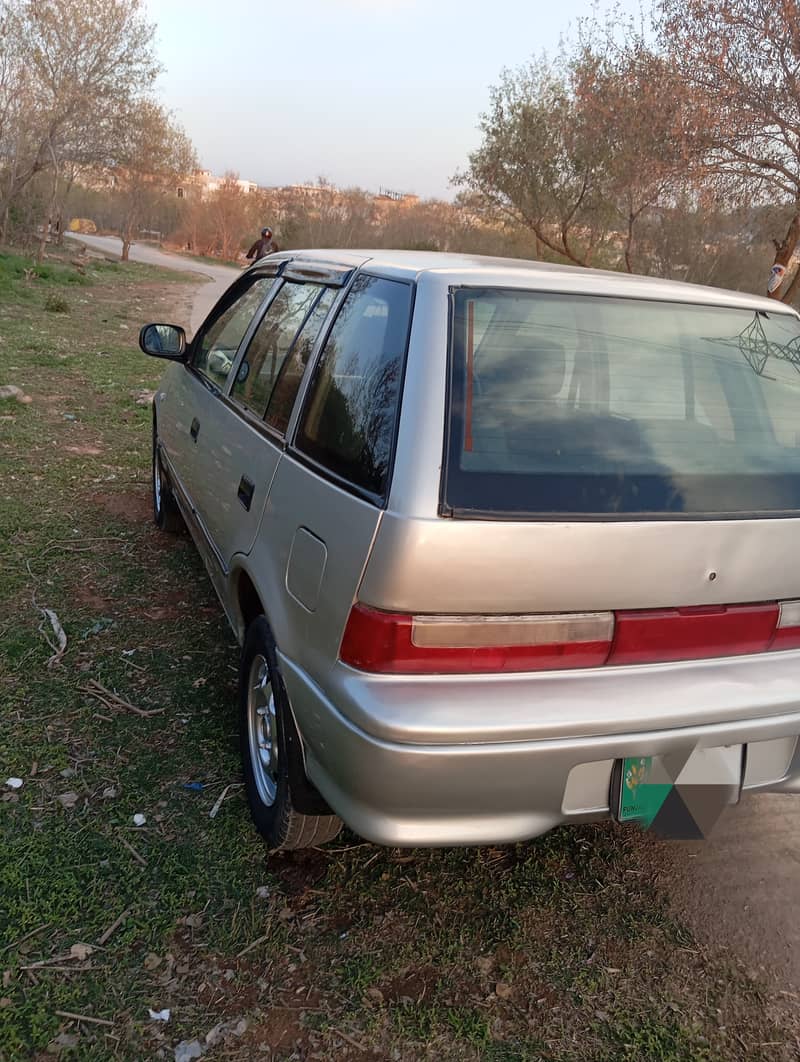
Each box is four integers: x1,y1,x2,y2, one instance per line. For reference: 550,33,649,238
608,603,779,666
340,604,613,674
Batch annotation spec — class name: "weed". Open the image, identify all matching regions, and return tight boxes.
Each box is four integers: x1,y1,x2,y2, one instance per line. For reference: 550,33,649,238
44,292,70,313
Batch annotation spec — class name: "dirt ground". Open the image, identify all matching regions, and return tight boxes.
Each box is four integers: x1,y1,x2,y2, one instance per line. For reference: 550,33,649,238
662,795,800,997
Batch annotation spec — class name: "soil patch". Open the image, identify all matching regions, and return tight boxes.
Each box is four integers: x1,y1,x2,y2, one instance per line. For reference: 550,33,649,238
65,444,103,456
89,489,150,522
72,583,113,613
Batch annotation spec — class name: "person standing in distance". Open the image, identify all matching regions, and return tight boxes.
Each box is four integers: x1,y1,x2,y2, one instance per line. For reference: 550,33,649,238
246,227,279,263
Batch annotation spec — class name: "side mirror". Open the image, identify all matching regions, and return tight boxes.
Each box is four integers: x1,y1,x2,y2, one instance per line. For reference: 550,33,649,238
139,323,187,361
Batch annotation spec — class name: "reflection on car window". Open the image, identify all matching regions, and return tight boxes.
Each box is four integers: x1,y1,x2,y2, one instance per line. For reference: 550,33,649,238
296,274,413,499
265,287,338,434
446,289,800,516
231,282,321,417
193,277,276,387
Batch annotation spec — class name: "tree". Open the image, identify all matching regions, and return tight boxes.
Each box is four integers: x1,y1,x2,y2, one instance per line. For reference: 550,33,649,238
657,0,800,301
0,0,159,246
572,38,698,273
110,100,195,260
209,174,251,261
455,57,617,267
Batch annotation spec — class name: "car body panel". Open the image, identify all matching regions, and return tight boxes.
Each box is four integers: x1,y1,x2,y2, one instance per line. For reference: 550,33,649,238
243,451,382,683
279,651,800,846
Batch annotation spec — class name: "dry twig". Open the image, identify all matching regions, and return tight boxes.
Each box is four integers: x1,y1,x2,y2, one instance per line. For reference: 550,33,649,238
96,908,132,947
55,1010,114,1027
80,679,162,718
37,606,67,667
117,836,147,867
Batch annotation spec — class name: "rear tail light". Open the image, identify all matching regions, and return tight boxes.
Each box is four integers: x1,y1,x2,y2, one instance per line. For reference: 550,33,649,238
340,599,800,675
340,604,613,674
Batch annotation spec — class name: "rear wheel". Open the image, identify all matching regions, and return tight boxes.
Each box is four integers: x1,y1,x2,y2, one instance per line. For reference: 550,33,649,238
152,422,184,533
239,617,342,850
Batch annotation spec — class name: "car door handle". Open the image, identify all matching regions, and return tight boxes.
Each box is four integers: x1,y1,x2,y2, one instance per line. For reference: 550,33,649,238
237,476,255,511
190,417,200,442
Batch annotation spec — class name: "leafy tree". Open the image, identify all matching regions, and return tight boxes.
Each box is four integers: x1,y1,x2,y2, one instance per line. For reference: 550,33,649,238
110,99,195,260
572,38,697,273
0,0,159,247
455,57,617,267
657,0,800,300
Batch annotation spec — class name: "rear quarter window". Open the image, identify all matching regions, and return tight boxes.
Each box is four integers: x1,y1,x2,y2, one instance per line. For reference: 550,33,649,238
295,274,413,501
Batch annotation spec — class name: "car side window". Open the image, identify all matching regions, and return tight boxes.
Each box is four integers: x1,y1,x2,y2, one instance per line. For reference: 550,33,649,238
295,274,413,499
192,277,276,388
265,286,338,435
230,281,320,417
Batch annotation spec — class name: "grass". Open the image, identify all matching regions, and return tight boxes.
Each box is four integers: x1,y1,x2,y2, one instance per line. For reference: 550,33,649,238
0,247,798,1061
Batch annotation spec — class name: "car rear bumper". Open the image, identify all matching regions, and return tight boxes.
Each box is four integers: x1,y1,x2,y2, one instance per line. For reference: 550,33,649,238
279,652,800,847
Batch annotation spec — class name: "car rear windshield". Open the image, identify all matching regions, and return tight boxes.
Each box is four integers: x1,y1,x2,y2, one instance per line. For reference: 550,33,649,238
444,288,800,518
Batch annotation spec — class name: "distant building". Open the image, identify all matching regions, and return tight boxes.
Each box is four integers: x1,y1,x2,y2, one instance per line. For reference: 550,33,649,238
177,170,259,200
375,187,420,208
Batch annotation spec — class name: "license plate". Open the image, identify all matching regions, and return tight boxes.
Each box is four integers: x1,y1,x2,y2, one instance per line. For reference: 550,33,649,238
617,745,743,835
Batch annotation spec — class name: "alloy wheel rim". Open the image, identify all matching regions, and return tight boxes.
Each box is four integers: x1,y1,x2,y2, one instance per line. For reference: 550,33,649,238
247,654,278,806
153,451,162,516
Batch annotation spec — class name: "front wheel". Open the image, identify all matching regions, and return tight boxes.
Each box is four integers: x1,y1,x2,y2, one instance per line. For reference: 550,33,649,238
239,617,342,850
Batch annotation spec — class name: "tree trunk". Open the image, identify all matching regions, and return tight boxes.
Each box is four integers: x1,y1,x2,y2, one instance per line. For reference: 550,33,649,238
1,140,20,245
780,263,800,306
769,211,800,300
36,141,60,263
121,237,131,262
624,212,635,274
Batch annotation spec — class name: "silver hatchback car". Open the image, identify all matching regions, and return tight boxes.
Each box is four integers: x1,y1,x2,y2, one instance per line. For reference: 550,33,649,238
140,250,800,850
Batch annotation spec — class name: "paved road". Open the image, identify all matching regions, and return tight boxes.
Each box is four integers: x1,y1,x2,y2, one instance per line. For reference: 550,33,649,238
662,794,800,997
66,233,240,333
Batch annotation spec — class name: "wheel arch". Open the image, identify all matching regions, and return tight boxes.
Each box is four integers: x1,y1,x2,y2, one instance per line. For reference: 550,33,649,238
232,566,332,816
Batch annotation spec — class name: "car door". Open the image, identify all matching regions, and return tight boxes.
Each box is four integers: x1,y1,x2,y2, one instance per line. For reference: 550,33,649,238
163,269,280,578
191,270,345,566
253,272,415,680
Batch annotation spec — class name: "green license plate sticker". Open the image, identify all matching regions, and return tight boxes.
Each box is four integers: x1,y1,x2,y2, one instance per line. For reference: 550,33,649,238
618,757,673,826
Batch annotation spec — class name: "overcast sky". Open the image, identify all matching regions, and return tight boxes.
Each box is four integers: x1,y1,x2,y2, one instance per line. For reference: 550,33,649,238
143,0,641,199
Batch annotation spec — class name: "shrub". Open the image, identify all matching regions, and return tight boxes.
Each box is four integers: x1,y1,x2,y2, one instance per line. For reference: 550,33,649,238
44,293,70,313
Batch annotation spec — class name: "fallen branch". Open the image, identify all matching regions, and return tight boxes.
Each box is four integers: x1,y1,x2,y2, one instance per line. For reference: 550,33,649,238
80,679,163,718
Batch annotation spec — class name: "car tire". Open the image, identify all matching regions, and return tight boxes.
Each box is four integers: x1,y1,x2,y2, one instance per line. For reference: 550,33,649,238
152,422,184,533
239,617,343,850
